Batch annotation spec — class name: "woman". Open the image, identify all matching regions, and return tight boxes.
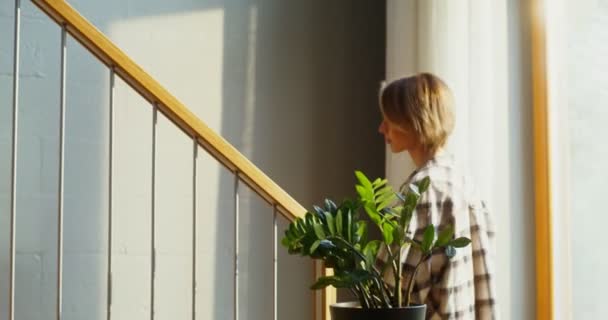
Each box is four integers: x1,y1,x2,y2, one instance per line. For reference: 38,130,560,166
378,73,498,320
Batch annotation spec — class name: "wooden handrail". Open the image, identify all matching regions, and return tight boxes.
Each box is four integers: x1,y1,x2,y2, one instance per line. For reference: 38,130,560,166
31,0,307,222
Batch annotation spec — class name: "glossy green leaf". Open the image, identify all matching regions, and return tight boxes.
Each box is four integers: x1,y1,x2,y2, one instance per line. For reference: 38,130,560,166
450,237,472,248
311,270,375,290
387,207,401,218
348,269,376,283
347,210,353,242
289,223,298,239
399,204,414,229
310,240,322,254
313,222,326,240
312,206,325,222
305,212,315,227
311,275,349,290
393,224,405,245
404,192,420,208
324,199,338,212
356,185,373,202
421,225,435,253
355,171,373,190
375,185,394,199
376,189,396,204
312,239,336,254
341,198,359,212
364,203,382,225
372,178,388,189
362,240,381,256
382,222,395,245
295,219,306,235
416,177,431,193
363,240,381,267
336,209,343,235
324,212,335,235
355,221,368,245
372,177,381,186
377,197,395,211
435,225,454,248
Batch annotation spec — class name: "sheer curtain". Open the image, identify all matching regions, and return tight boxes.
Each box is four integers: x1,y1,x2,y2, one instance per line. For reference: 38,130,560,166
385,1,535,319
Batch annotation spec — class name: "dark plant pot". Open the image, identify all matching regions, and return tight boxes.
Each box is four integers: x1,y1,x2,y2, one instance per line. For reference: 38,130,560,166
330,302,426,320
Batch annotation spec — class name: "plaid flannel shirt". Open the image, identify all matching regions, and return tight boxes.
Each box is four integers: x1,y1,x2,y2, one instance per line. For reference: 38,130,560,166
380,154,498,320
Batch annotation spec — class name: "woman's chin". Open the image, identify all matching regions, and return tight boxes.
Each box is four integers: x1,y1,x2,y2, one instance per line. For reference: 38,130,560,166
389,146,405,154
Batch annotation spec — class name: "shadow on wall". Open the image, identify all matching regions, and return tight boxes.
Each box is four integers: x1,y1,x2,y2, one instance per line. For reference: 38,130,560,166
505,1,536,319
0,0,385,320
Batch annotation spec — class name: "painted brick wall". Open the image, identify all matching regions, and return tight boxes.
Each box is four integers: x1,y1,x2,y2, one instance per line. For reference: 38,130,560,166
0,1,386,319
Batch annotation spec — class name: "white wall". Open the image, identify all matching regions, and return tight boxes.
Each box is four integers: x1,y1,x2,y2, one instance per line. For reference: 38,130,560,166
385,1,535,319
0,1,385,319
547,1,608,319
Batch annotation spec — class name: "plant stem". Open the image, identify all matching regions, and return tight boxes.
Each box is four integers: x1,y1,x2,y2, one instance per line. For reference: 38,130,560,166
359,283,373,308
325,236,394,308
405,255,428,306
371,295,384,307
386,241,412,307
358,283,372,308
382,281,393,301
372,277,391,308
352,286,367,309
365,283,379,308
384,244,400,281
395,247,403,307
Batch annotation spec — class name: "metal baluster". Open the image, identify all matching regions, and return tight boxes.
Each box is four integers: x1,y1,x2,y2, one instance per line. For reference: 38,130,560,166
273,205,278,320
106,69,116,320
151,105,158,320
8,0,21,319
56,24,68,320
191,139,198,320
234,174,240,320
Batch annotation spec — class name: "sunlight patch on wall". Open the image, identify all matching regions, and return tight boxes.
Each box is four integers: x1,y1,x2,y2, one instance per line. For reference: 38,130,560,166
108,9,225,133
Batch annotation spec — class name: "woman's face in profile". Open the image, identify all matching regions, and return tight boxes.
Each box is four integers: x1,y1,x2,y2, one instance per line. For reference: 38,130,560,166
378,117,418,153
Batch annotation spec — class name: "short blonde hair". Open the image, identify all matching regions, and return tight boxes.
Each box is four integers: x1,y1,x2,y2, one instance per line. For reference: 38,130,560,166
380,73,455,154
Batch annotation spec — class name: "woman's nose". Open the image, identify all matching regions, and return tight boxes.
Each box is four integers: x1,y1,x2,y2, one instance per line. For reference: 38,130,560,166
378,121,385,134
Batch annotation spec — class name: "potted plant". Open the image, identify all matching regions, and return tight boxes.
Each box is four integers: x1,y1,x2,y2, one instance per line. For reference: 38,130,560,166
281,171,472,320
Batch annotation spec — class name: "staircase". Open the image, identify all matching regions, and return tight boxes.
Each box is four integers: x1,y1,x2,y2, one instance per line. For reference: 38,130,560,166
1,0,335,319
